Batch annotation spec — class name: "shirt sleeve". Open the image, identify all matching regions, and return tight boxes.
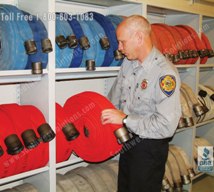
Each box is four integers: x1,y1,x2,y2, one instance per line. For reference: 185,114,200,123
126,70,182,139
107,67,124,109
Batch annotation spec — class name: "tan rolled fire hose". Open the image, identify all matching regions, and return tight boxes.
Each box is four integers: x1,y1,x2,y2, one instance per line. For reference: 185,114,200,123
167,151,183,191
172,145,195,178
169,145,191,185
181,83,205,117
179,90,194,127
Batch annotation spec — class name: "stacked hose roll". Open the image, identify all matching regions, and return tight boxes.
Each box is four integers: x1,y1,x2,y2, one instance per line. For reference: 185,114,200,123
0,4,33,70
0,109,23,178
162,163,174,192
85,16,106,67
151,23,213,64
89,12,123,66
166,151,183,191
55,12,124,69
198,84,214,122
22,11,52,72
0,4,52,71
178,90,194,128
169,146,191,184
0,104,54,178
152,24,179,63
55,13,74,68
77,16,97,69
56,103,79,163
1,183,38,192
87,163,117,191
62,159,119,192
107,15,124,66
65,170,95,192
163,145,194,191
181,83,206,122
63,91,125,162
200,33,214,64
171,145,195,178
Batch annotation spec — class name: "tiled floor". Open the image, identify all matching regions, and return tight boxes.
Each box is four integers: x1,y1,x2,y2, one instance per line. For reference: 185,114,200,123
192,175,214,192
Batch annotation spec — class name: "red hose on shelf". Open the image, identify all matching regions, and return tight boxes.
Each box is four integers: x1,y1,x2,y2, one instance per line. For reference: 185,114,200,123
63,92,122,162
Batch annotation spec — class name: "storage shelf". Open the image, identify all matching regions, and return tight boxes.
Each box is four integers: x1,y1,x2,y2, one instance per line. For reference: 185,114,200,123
0,70,47,84
0,166,49,186
192,172,205,180
196,118,214,127
56,67,119,80
176,126,195,133
199,64,214,68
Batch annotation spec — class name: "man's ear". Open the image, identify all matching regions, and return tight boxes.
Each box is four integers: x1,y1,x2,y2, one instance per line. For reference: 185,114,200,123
136,31,144,44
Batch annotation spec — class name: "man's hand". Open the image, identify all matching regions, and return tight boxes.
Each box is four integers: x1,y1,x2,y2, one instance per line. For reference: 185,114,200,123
101,109,126,125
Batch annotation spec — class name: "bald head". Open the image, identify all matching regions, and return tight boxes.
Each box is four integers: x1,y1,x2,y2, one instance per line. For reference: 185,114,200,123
116,15,153,63
118,15,151,37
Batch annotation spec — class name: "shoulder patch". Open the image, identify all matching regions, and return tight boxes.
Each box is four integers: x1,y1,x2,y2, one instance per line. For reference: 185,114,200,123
159,75,176,97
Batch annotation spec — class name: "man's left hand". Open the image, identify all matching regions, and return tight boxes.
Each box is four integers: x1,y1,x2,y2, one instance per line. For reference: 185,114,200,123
101,109,126,125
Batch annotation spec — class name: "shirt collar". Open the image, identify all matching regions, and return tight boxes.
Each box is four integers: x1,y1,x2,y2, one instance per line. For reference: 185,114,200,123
132,47,158,72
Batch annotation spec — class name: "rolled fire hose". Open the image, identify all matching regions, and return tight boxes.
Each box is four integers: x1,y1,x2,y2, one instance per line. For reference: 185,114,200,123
55,13,74,68
177,25,208,59
78,18,96,70
0,110,22,178
167,26,187,64
85,17,106,67
0,4,33,70
98,162,118,183
152,24,179,63
107,14,124,66
63,92,124,162
200,32,214,64
71,166,109,192
200,33,208,64
198,84,214,121
169,145,191,184
83,91,130,144
64,14,85,68
22,11,52,71
103,160,119,176
56,173,79,192
174,26,198,64
179,90,194,128
195,137,212,147
151,24,174,62
0,104,33,175
65,170,95,192
151,25,163,54
181,83,205,117
89,12,123,66
163,163,174,190
21,105,54,169
167,151,183,191
13,183,38,192
56,103,79,163
87,164,117,191
172,145,195,178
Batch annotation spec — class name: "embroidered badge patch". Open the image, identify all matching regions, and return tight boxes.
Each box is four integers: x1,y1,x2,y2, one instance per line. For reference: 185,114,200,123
159,75,176,97
141,79,148,89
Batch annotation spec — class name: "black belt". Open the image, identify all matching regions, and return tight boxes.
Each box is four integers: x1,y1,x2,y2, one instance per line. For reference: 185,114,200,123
131,133,172,143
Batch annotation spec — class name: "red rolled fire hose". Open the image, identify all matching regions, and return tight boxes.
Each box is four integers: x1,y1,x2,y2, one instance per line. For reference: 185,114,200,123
63,91,122,162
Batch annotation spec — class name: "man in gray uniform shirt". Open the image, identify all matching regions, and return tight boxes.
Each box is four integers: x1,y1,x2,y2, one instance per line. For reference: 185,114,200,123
101,15,181,192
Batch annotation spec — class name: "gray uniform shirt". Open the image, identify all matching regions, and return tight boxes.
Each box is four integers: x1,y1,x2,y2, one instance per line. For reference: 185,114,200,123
108,47,181,139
